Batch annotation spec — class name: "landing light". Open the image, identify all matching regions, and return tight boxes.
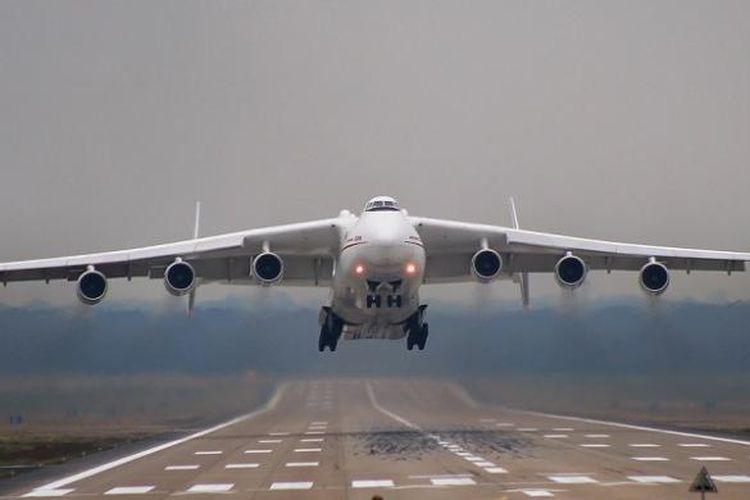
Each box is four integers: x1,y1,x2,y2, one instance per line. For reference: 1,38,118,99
405,263,417,275
355,264,365,275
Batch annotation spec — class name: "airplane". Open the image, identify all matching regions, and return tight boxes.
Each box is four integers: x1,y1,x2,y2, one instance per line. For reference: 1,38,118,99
1,195,749,352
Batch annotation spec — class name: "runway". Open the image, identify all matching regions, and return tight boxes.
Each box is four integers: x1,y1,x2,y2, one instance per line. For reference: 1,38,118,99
4,378,750,499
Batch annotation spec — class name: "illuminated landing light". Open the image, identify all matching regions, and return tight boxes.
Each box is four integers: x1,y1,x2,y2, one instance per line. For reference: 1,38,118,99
354,264,365,275
405,263,417,275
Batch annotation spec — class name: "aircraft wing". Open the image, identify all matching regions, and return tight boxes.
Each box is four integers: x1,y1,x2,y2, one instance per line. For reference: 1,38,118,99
0,218,342,287
410,216,750,283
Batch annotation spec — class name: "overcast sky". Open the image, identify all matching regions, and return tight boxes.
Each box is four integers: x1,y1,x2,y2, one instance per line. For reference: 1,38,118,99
1,0,749,305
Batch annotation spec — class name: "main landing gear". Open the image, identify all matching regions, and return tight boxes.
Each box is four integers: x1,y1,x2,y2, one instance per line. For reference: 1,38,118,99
318,308,343,352
406,305,429,351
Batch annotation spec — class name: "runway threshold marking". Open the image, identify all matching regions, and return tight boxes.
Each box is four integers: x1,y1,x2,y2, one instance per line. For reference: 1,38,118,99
164,465,199,471
194,450,222,455
22,490,74,498
547,475,597,484
430,477,476,486
628,476,681,484
352,479,395,488
24,386,286,494
690,456,731,461
631,457,670,461
186,484,234,493
713,475,750,483
258,439,282,444
225,463,259,469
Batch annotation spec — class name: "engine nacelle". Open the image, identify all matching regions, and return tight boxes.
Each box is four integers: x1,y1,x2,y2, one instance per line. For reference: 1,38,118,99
471,248,503,282
252,252,284,285
164,259,197,296
639,260,670,296
77,267,108,305
554,253,587,289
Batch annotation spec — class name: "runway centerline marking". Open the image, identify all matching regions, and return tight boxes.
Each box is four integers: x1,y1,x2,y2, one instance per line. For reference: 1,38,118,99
244,449,273,454
194,450,222,455
268,432,290,436
580,444,610,448
544,434,569,439
585,434,610,438
713,475,750,483
631,457,670,461
690,456,731,461
269,482,313,490
629,443,660,448
431,477,476,486
24,385,285,493
294,447,322,452
678,443,711,447
104,486,155,495
285,462,319,467
300,438,324,442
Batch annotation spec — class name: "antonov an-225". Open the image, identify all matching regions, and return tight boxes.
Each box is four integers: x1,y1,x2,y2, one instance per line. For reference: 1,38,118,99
1,195,749,352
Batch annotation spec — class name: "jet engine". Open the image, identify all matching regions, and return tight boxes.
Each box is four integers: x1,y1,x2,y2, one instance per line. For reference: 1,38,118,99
252,252,284,285
471,248,503,282
639,260,670,295
554,253,587,289
164,259,197,296
77,267,108,305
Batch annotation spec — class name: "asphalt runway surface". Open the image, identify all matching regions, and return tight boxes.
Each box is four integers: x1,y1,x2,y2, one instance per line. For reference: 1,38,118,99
3,379,750,499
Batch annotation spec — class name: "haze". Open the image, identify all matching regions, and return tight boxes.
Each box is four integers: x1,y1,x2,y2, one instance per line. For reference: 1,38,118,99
1,0,749,305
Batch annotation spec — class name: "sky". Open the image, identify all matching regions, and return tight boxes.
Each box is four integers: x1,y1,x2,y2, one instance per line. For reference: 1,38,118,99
0,0,749,306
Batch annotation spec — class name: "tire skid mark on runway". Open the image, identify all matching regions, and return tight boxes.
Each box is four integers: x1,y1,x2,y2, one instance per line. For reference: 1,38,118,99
365,382,509,476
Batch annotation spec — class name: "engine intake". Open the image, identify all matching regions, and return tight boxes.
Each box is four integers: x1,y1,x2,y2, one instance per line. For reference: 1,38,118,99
471,248,503,281
252,252,284,285
554,253,587,289
164,259,197,296
640,260,670,295
77,268,108,305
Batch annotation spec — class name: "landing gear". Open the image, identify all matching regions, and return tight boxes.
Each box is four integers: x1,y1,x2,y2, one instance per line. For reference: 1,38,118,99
318,308,343,352
405,305,428,351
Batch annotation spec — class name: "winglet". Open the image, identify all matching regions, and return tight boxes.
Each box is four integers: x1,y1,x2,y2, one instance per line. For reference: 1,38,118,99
509,197,520,229
193,201,201,239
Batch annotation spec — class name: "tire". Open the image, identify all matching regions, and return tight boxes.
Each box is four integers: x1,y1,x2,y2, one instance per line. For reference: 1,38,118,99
418,323,429,350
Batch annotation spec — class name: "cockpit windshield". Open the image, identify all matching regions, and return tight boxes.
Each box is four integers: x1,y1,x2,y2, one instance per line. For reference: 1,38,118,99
364,197,401,212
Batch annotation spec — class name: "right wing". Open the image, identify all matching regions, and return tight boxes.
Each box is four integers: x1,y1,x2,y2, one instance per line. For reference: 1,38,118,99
0,218,344,287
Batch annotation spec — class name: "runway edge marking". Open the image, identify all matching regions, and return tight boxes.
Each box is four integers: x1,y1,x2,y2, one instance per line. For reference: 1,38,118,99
513,408,750,447
26,384,287,493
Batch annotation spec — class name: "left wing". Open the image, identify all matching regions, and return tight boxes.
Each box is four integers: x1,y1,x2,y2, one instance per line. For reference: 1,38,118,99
411,216,750,283
0,218,343,287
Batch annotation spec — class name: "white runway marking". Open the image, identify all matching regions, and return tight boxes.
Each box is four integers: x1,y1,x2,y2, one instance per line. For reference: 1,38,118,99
431,477,476,486
311,421,328,425
628,476,681,484
585,434,610,438
544,434,569,439
244,449,272,454
194,450,222,455
580,444,610,448
496,422,515,427
270,482,313,490
518,408,750,447
455,452,472,457
465,456,486,462
164,465,199,471
305,431,325,435
186,484,233,493
632,456,670,461
690,456,731,461
518,428,538,432
285,462,319,467
713,475,750,483
225,463,259,469
22,490,74,498
24,386,285,494
268,432,290,436
678,443,711,447
352,479,395,488
485,467,508,473
629,443,660,448
552,428,574,432
258,439,282,444
301,438,324,442
548,475,598,484
475,461,496,467
294,447,322,452
104,486,155,495
520,490,555,497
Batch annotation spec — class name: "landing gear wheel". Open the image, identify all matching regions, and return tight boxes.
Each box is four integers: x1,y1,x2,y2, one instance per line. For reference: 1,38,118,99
318,312,342,352
417,323,429,351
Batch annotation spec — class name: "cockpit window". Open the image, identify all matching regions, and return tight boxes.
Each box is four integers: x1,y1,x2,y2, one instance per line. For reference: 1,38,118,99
365,197,400,212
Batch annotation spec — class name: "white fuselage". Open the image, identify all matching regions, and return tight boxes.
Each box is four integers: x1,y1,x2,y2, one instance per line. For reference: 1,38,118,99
332,210,425,339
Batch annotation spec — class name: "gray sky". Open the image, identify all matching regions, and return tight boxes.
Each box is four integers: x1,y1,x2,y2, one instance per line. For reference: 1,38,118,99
1,0,749,305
